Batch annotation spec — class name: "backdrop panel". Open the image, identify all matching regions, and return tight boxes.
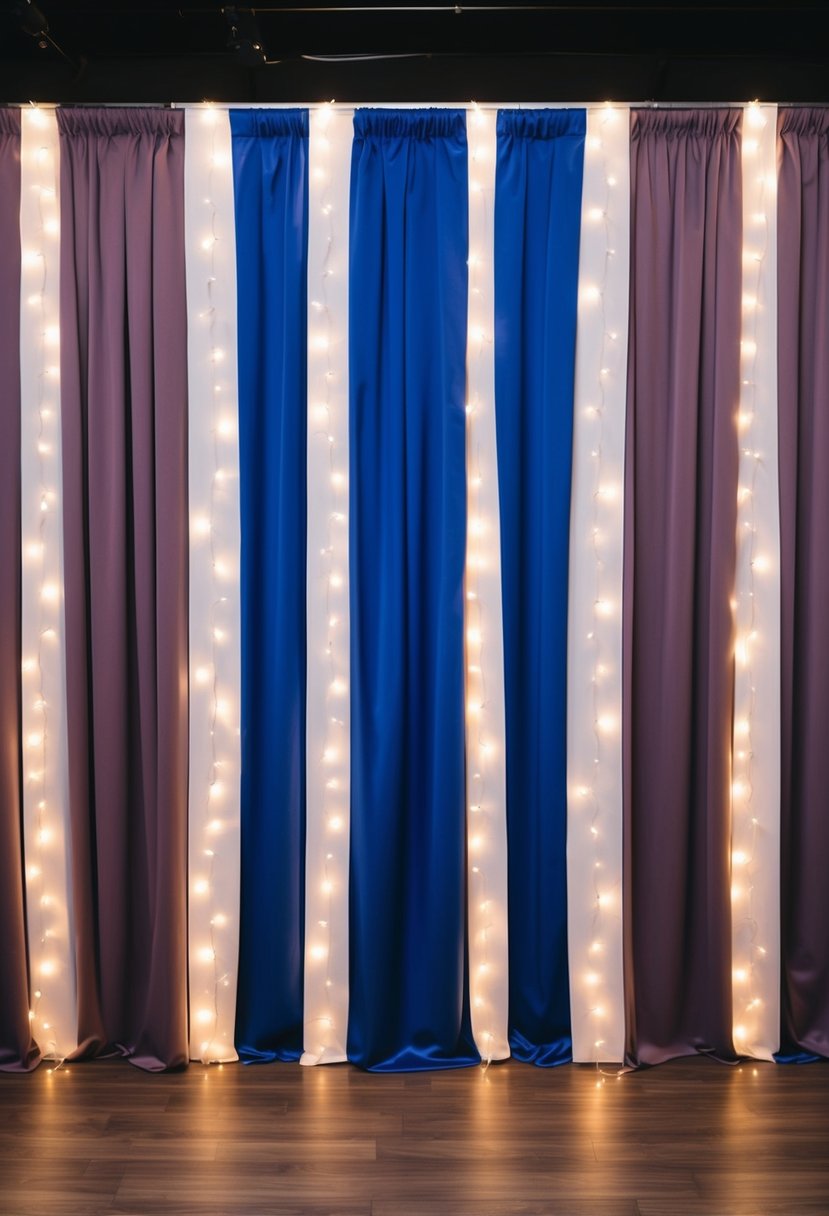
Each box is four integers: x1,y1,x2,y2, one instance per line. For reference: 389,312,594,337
623,109,742,1066
58,107,189,1071
0,108,39,1073
347,108,477,1072
777,106,829,1062
231,109,309,1063
494,108,585,1066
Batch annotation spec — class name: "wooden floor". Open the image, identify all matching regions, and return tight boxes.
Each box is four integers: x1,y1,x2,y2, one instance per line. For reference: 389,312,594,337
2,1056,829,1214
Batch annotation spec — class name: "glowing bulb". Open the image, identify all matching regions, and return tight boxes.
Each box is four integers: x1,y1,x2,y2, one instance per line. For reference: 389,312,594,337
41,583,59,603
310,944,327,961
195,666,211,685
193,879,209,896
199,947,215,964
746,103,765,129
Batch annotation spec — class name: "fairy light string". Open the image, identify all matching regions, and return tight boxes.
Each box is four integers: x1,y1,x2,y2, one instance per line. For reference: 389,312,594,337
19,104,75,1065
731,101,781,1061
185,104,242,1064
302,102,351,1065
465,102,510,1066
568,103,629,1074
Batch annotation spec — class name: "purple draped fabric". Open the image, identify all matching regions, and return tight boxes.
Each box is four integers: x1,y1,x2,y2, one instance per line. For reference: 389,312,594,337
623,109,742,1066
57,108,188,1071
778,107,829,1059
0,109,40,1073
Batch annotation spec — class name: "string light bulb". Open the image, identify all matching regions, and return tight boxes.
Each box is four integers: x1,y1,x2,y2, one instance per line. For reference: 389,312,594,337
185,104,242,1064
730,101,781,1062
567,102,630,1071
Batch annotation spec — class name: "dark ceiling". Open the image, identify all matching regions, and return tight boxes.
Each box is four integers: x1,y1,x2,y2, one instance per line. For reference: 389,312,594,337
2,0,828,103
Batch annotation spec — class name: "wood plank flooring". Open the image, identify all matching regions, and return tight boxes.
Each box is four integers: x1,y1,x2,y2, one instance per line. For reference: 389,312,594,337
2,1056,828,1214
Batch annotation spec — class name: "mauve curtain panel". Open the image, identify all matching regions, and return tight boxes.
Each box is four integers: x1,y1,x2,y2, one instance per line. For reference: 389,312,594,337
0,108,39,1073
623,109,742,1066
230,109,308,1063
347,109,477,1071
494,108,585,1066
777,107,829,1062
57,108,189,1071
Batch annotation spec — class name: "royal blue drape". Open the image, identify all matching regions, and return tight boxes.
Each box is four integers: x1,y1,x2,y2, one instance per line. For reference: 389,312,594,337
348,109,478,1071
231,109,308,1062
495,109,585,1065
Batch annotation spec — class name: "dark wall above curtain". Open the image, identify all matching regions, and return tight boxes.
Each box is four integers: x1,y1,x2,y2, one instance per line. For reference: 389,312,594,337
1,1,827,103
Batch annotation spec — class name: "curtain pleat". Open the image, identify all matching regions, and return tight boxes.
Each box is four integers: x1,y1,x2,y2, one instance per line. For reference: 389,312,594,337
494,108,585,1066
777,107,829,1062
230,109,308,1063
347,108,477,1071
0,108,39,1073
58,107,188,1071
623,108,742,1065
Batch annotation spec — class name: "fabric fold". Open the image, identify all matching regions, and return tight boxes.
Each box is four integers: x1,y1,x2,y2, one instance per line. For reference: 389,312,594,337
495,106,585,1066
57,106,189,1071
623,108,742,1066
777,106,829,1061
230,108,309,1063
0,107,40,1074
347,107,477,1071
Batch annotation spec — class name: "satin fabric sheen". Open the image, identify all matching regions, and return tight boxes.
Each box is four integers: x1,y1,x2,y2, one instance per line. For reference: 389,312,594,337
58,108,189,1070
231,110,308,1062
622,109,742,1066
494,109,584,1066
776,107,829,1062
0,109,39,1073
347,109,478,1071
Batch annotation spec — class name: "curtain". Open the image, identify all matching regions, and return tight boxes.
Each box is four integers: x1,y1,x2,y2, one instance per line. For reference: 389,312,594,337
347,109,477,1071
777,107,829,1062
494,108,585,1065
230,110,308,1063
623,109,742,1065
0,108,39,1073
58,108,188,1071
